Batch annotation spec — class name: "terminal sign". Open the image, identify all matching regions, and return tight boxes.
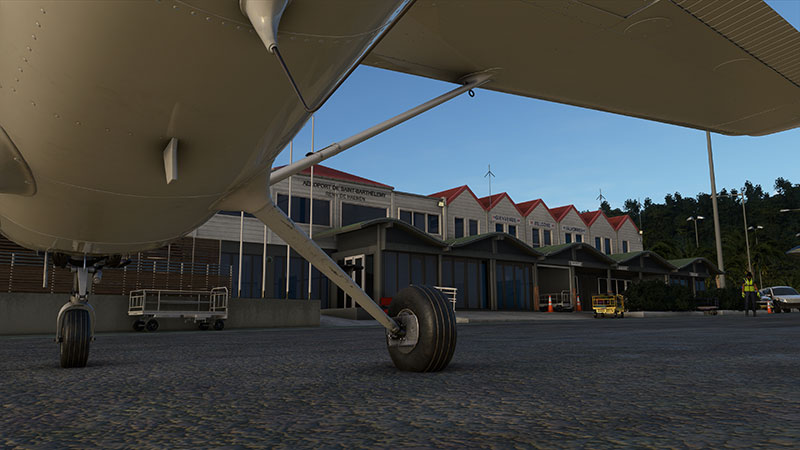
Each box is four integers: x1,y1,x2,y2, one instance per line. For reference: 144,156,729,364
530,220,554,228
493,214,520,224
302,180,387,203
562,225,587,234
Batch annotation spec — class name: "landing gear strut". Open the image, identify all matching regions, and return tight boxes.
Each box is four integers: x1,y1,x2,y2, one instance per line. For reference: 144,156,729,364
55,264,98,368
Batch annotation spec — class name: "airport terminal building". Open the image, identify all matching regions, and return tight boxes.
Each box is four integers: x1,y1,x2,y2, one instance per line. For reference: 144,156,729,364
0,165,720,312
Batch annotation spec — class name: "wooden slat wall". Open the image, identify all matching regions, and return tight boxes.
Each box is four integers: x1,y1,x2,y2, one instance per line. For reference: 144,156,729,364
0,236,231,295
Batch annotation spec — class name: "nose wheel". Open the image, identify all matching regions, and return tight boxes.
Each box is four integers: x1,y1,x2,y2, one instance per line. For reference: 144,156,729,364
59,309,91,368
386,286,457,372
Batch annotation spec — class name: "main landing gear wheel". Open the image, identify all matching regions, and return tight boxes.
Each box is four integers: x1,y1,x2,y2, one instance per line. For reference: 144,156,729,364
386,285,457,372
59,309,91,368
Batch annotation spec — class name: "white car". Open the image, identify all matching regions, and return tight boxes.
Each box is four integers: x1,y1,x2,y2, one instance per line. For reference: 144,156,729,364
759,286,800,313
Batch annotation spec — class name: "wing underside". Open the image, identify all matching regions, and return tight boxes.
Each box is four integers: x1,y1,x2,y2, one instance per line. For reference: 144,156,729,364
365,0,800,136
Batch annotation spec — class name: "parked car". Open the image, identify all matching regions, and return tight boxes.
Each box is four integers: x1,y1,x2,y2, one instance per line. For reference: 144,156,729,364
759,286,800,313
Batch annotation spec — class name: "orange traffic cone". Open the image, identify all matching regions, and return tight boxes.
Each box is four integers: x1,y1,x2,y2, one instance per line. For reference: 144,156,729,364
547,295,553,313
767,302,773,314
576,295,582,312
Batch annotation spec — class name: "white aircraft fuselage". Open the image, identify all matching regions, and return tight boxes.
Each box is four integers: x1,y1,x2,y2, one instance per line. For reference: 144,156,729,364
0,0,406,256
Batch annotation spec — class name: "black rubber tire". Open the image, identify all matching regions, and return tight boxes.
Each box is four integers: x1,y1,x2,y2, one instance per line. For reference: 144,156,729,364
593,312,598,319
213,319,225,331
60,309,91,368
774,306,782,314
620,312,625,318
198,322,210,331
145,319,159,332
132,320,145,332
386,285,457,372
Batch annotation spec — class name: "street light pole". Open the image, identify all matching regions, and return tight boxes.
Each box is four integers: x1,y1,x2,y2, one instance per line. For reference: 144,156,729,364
741,192,752,275
687,216,704,248
706,132,725,288
748,225,763,287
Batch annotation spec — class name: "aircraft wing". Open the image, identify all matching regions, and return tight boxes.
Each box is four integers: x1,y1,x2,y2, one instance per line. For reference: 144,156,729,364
364,0,800,136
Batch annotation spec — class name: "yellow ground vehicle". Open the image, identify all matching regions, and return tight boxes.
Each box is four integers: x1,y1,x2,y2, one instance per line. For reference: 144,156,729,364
592,294,625,318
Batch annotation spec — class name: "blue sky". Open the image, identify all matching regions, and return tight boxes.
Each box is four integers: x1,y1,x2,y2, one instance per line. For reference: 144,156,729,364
275,1,800,213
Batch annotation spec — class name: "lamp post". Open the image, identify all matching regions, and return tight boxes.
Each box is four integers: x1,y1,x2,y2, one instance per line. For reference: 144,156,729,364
716,190,752,274
687,216,704,248
748,225,764,287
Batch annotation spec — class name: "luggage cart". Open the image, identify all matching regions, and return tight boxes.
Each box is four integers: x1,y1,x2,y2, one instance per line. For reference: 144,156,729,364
128,287,228,331
591,294,625,318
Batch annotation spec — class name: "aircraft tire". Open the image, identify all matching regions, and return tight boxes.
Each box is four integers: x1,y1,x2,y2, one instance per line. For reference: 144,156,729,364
59,309,91,368
386,285,456,372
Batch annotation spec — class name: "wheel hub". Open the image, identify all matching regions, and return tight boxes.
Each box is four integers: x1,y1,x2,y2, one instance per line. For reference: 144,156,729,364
387,309,419,353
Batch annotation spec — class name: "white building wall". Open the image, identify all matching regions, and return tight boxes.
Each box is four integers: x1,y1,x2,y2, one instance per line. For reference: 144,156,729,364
488,196,523,241
558,209,588,245
443,192,486,239
616,219,643,252
526,204,557,247
587,215,616,254
393,192,444,237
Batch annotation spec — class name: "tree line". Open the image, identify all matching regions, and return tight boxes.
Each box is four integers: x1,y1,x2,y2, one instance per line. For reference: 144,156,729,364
599,177,800,289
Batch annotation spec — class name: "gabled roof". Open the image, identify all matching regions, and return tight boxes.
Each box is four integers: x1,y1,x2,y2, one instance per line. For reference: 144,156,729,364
314,218,446,247
429,185,481,206
477,192,523,214
579,210,611,227
549,205,585,224
273,164,393,189
608,215,639,232
668,257,723,275
610,251,676,270
445,232,542,258
517,199,559,225
535,242,616,265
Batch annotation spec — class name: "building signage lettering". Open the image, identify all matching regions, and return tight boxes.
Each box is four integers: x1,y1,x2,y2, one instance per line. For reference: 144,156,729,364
529,220,554,228
618,265,629,271
568,261,583,267
493,214,520,224
561,225,587,234
689,272,699,277
302,180,387,203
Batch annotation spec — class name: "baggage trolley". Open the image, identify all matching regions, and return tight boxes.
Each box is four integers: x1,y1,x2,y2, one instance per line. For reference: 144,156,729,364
128,287,229,331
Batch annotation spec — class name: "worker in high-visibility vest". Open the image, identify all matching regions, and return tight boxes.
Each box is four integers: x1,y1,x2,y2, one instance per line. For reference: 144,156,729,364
741,272,759,316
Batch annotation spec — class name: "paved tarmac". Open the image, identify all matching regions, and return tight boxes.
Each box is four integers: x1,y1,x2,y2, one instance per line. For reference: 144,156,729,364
2,314,799,448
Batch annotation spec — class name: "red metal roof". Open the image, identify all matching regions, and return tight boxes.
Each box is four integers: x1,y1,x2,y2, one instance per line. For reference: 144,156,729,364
477,192,521,213
273,164,393,189
549,205,585,224
608,215,639,232
429,185,482,206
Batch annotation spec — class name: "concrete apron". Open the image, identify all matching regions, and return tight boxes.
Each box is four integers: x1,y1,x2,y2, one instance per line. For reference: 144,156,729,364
0,293,319,335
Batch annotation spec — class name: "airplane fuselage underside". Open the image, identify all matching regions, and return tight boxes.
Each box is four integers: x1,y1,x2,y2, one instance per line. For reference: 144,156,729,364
0,0,407,255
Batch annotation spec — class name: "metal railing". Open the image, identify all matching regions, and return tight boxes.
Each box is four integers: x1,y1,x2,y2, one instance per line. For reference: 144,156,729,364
434,286,458,312
539,291,571,307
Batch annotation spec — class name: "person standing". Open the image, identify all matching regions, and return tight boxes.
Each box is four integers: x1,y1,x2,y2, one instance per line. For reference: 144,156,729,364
741,272,759,316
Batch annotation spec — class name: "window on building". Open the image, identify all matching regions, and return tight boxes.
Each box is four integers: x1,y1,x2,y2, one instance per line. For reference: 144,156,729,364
428,215,439,234
565,233,572,244
399,209,441,235
604,238,611,255
469,219,479,236
575,234,582,243
531,228,540,247
383,251,438,298
455,217,464,238
695,279,706,292
495,261,533,310
495,223,504,233
595,237,602,251
543,229,552,245
441,256,488,309
277,194,330,226
622,240,629,253
508,225,517,238
413,212,426,231
341,203,386,227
